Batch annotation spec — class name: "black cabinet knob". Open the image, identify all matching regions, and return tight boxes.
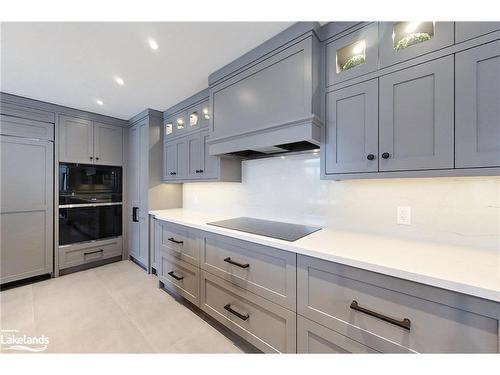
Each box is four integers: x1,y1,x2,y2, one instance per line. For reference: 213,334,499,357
199,169,203,173
367,154,375,160
381,152,390,159
89,156,93,160
170,172,176,175
95,157,99,161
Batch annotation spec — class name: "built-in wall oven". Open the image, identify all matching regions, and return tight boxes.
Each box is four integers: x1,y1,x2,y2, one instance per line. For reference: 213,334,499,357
59,163,122,245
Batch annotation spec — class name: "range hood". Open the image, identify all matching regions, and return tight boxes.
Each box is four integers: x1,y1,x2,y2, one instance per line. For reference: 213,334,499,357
207,115,322,157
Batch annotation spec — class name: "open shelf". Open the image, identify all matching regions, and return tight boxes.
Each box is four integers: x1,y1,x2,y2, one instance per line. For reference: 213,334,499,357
336,40,366,73
393,22,434,51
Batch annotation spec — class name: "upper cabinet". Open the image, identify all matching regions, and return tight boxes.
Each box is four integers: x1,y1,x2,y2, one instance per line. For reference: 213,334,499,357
162,90,241,183
379,56,454,171
379,22,454,68
326,23,379,86
455,40,500,168
59,115,123,165
208,23,322,156
455,22,500,43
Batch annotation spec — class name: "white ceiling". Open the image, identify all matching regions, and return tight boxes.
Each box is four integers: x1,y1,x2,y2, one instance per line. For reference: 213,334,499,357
0,22,293,120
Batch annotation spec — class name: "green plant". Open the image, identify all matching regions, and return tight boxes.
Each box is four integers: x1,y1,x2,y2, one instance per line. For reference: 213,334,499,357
394,32,431,51
342,54,365,71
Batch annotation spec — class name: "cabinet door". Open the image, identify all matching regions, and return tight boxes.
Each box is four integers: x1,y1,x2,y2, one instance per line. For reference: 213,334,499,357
456,40,500,168
163,141,178,180
1,135,53,283
137,120,150,267
379,56,454,171
128,123,141,260
455,22,500,43
379,22,454,68
201,131,219,179
324,79,378,174
187,133,203,179
59,115,94,163
297,316,378,354
94,122,123,166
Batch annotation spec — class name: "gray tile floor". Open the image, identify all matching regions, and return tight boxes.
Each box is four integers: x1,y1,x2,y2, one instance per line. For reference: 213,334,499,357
0,260,245,353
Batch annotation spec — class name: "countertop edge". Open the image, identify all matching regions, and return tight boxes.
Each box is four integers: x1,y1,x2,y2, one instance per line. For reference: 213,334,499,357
150,212,500,303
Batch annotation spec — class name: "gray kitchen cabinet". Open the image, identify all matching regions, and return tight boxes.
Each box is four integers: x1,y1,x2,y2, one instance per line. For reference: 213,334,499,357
297,315,379,353
455,40,500,168
1,120,53,284
455,22,500,43
59,115,94,164
187,132,203,179
201,132,218,179
59,115,123,165
297,255,499,353
94,122,123,166
200,270,297,353
128,119,148,267
379,22,454,68
326,22,379,86
379,56,454,171
156,221,201,266
163,137,188,180
324,79,379,174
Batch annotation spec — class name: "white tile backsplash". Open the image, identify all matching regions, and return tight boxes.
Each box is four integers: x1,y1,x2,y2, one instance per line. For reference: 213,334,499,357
183,152,500,250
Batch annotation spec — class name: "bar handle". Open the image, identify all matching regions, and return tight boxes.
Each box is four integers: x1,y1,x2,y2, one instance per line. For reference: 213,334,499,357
132,207,139,222
84,249,104,256
350,300,411,331
224,257,249,269
168,237,184,244
224,304,249,321
167,271,184,281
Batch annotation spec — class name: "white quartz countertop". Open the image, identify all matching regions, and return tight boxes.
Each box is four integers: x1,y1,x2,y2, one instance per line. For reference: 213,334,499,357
150,209,500,302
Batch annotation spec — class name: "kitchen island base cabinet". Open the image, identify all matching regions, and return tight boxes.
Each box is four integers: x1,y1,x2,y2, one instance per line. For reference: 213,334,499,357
297,316,379,353
200,270,296,353
297,255,499,353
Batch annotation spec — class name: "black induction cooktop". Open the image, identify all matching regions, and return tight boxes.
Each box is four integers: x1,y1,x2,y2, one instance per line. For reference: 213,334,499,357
207,217,321,242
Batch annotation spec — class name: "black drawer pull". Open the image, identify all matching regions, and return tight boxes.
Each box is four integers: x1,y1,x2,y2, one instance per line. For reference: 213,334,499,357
167,237,184,244
170,172,177,175
224,304,249,321
167,271,184,281
84,249,104,256
350,300,411,331
132,206,139,222
224,257,249,269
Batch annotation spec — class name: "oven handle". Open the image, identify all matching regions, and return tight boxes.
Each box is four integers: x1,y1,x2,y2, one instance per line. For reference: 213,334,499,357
59,202,123,208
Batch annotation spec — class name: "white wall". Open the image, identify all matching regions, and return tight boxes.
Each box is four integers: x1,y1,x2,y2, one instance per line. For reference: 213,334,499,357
183,152,500,250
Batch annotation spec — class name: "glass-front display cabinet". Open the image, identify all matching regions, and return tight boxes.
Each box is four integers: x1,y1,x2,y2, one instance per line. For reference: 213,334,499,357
326,23,379,86
379,22,454,67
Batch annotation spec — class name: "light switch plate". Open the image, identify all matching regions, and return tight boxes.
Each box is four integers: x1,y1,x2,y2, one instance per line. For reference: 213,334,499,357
397,206,411,225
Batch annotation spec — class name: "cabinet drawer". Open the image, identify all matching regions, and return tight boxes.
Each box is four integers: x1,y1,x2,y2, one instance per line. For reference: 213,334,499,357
200,271,296,353
298,255,499,353
326,23,378,86
159,251,200,306
59,237,122,270
379,22,454,68
201,233,296,309
298,315,379,354
157,221,201,266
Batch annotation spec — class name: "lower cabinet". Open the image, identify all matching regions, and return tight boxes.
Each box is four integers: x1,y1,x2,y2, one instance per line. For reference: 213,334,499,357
200,270,297,353
297,315,379,353
59,237,123,270
159,250,200,306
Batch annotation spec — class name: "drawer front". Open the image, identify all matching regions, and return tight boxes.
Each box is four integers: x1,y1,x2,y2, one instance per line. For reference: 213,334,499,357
59,238,122,270
298,315,379,354
159,251,200,306
200,271,296,353
201,233,296,309
157,221,201,266
298,255,499,353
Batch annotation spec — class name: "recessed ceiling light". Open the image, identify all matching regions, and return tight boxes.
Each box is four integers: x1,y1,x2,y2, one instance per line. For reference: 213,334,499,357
96,99,104,106
114,76,125,86
148,38,159,51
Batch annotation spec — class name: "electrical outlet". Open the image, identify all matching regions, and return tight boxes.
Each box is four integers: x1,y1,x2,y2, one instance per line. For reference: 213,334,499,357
397,206,411,225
